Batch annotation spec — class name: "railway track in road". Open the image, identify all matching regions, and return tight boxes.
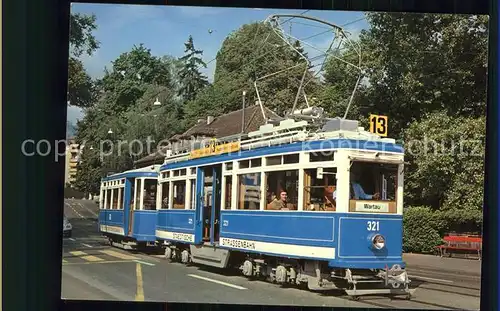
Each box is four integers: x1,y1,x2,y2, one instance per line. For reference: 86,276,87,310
128,247,481,310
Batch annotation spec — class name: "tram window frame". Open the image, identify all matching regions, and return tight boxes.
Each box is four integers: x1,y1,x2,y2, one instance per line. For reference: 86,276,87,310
347,161,399,213
112,188,118,209
239,160,250,169
105,188,112,209
225,162,233,171
142,179,158,211
265,169,299,211
134,179,142,210
99,188,104,209
190,178,196,209
121,186,126,210
309,152,335,162
160,181,169,209
266,155,282,166
224,175,233,210
283,154,299,164
250,158,262,167
237,173,261,210
303,167,337,212
172,180,187,209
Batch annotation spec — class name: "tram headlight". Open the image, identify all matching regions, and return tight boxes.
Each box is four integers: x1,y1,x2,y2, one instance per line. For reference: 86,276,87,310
371,234,386,250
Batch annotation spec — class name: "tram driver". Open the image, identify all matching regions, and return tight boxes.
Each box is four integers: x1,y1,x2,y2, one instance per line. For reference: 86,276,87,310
331,169,380,201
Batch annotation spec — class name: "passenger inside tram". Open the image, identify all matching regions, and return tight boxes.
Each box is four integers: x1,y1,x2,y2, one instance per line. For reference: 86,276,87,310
304,168,337,211
266,190,297,210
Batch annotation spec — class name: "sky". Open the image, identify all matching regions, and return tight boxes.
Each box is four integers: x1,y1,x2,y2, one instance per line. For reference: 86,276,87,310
68,4,370,124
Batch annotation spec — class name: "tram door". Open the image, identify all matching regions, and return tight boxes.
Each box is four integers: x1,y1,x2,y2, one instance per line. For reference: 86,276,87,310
124,178,135,237
198,165,223,244
211,165,222,244
128,178,139,236
202,168,213,242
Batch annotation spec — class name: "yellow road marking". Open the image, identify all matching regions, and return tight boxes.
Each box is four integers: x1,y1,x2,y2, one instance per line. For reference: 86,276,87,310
69,251,87,256
99,250,138,260
81,255,104,262
62,260,136,266
135,263,145,301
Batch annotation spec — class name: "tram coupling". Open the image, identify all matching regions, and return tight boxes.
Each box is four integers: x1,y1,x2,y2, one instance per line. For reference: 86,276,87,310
343,265,413,300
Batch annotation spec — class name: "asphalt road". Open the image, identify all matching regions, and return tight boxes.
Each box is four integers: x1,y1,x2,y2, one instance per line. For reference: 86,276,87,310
62,199,481,310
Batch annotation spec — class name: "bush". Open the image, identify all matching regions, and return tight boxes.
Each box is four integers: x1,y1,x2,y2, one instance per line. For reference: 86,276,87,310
403,206,445,253
437,208,483,235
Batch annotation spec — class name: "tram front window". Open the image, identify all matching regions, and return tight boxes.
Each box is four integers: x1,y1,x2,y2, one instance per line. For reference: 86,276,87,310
349,162,398,201
143,179,157,210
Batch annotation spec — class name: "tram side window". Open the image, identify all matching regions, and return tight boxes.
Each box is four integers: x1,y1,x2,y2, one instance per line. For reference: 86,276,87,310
190,180,196,209
143,179,157,210
105,189,112,209
349,162,398,201
225,176,232,209
173,181,186,209
237,173,261,210
266,170,299,210
303,168,337,211
120,188,125,210
161,182,169,209
112,189,118,209
130,183,135,209
134,181,141,210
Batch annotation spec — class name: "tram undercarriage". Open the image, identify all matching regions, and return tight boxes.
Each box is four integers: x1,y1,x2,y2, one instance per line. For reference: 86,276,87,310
160,241,413,300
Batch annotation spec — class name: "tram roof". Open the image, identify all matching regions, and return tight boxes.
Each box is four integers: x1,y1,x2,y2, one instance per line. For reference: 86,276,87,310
159,138,404,171
101,165,160,181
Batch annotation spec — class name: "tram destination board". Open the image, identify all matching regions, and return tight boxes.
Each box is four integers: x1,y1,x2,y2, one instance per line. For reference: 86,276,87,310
190,141,241,159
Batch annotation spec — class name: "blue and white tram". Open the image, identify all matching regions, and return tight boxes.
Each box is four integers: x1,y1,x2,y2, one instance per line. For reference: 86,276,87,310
155,118,412,299
98,166,160,248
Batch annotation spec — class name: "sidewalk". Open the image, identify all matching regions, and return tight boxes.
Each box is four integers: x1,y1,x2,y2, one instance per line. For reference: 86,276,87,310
403,253,481,276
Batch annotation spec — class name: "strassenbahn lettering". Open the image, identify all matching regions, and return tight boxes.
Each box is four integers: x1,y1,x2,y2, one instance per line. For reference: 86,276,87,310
221,238,256,250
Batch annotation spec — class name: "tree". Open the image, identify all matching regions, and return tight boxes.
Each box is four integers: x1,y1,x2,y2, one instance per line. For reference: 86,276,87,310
348,13,488,138
68,13,100,108
402,111,485,213
96,44,173,114
178,35,209,102
207,22,318,116
73,145,102,195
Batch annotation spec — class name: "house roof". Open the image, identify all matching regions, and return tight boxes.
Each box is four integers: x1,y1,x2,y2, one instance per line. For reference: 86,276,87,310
134,104,281,167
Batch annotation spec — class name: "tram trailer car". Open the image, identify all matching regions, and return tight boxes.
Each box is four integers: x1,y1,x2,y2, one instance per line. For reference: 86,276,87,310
98,166,160,249
155,118,412,299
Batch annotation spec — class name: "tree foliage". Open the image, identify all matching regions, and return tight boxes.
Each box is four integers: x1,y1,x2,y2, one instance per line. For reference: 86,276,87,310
402,111,485,212
207,22,318,116
346,13,488,137
68,13,100,108
178,35,209,102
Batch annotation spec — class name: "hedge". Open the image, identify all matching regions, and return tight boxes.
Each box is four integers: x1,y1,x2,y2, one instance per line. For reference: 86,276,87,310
402,206,482,253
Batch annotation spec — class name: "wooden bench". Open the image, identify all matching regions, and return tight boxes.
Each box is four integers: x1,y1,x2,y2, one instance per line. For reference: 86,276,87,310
436,235,482,260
